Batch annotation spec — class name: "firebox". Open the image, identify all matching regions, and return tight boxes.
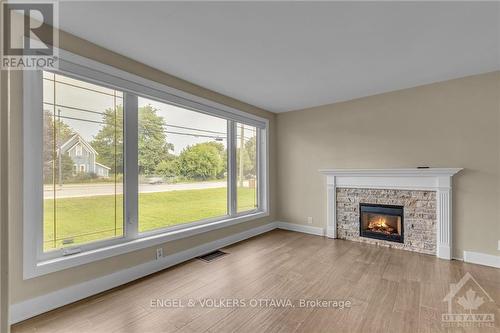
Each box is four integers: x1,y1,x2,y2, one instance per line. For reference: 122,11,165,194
359,203,404,243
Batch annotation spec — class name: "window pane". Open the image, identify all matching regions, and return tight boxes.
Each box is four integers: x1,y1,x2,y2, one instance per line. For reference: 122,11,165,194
236,123,258,212
43,71,124,251
138,97,228,232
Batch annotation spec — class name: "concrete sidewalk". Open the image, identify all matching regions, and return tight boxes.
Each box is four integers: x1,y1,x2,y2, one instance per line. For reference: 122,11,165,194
44,181,227,199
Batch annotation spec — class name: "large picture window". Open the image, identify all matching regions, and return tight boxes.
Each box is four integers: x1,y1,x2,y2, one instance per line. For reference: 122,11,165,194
23,53,268,277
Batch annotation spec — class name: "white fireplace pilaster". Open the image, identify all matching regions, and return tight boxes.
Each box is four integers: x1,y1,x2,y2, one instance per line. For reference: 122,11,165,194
320,168,462,260
437,186,452,259
326,175,337,239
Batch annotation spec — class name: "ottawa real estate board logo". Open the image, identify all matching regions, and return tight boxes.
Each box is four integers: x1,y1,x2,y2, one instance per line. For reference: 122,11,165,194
442,272,496,328
1,1,58,70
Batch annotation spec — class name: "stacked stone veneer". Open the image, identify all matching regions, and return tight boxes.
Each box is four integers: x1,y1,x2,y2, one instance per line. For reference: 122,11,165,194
336,188,437,255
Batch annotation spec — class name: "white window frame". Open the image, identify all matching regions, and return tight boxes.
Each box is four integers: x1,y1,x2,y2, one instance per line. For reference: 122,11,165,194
23,49,269,279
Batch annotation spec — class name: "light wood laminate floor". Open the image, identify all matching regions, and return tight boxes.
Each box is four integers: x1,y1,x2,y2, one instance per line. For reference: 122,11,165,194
12,230,500,333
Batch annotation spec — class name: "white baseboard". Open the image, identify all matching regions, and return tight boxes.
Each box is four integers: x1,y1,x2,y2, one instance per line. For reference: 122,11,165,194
276,221,325,236
10,222,278,324
463,251,500,268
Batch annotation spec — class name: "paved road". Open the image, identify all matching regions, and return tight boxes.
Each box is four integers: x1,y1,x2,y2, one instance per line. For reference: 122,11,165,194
44,181,227,199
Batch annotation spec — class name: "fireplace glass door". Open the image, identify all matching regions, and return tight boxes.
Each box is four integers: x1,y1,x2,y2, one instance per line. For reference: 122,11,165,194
359,203,404,243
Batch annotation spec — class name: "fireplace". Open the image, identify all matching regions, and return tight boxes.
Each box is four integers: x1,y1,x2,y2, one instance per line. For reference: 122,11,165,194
359,203,404,243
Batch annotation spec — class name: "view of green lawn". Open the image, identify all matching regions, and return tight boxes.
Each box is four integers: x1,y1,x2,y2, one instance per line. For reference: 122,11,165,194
44,187,257,251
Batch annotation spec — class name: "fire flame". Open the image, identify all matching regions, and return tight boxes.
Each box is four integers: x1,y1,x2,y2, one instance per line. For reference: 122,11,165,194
368,217,388,230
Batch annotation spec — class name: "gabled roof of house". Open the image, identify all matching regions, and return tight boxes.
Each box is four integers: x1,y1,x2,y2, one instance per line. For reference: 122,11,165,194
60,133,98,156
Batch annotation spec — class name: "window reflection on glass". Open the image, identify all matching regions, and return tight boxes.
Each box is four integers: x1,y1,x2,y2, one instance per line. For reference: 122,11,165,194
236,123,258,213
42,71,124,251
137,97,228,232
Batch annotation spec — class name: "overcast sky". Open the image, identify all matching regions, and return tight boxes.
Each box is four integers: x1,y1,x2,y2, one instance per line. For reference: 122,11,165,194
43,72,229,155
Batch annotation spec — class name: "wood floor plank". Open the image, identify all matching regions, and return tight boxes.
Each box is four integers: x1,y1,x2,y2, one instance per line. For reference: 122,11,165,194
11,230,500,333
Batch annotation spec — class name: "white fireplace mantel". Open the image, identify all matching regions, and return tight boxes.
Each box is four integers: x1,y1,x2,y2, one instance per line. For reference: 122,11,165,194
319,168,462,260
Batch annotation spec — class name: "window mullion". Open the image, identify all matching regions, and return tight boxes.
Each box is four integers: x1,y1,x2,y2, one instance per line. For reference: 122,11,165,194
228,121,237,216
124,93,138,239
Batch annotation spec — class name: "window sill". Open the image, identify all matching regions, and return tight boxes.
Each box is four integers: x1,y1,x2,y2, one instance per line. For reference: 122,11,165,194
26,211,268,279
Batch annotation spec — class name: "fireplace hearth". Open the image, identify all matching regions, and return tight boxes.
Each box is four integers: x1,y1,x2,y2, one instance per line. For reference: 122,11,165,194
359,203,404,243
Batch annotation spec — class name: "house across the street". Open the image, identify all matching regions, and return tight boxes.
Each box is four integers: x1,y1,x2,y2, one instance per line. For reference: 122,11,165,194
60,133,110,178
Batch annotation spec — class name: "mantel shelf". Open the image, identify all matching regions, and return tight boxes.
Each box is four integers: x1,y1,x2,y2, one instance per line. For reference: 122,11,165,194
318,168,463,177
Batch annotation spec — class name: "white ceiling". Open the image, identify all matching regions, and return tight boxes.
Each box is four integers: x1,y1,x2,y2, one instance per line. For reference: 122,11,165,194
59,1,500,113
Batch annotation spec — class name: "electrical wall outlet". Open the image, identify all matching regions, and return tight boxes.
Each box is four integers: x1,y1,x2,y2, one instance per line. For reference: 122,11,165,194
156,247,163,260
307,216,313,225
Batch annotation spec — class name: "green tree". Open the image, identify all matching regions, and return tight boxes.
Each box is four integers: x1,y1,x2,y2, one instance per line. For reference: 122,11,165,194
236,135,257,181
57,154,76,182
177,142,225,180
244,136,256,177
91,104,173,176
155,158,178,178
138,105,174,175
203,141,226,178
91,106,124,174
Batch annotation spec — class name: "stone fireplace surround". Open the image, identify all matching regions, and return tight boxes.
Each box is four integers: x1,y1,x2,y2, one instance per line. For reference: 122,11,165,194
337,188,436,254
319,168,462,259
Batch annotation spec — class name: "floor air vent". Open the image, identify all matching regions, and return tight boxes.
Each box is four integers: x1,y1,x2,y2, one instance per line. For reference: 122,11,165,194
197,250,228,262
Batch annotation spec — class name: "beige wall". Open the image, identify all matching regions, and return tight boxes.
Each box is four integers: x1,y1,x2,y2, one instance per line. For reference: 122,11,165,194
276,71,500,258
1,57,10,333
8,31,276,303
